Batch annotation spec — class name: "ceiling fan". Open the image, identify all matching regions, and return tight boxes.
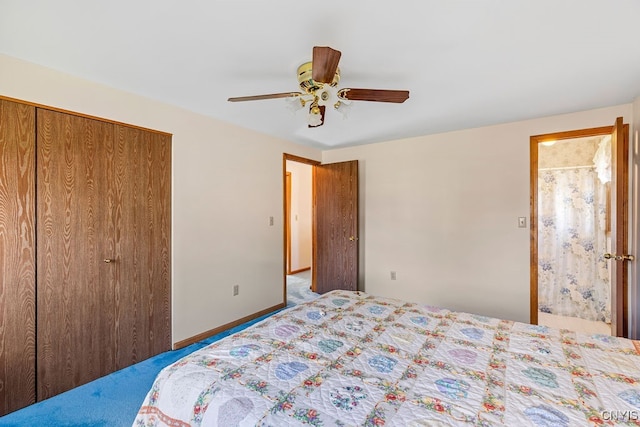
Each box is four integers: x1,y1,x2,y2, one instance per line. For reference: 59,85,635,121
228,46,410,127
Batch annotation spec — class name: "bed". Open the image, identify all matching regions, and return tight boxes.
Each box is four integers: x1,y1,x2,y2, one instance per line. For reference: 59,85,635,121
133,290,640,426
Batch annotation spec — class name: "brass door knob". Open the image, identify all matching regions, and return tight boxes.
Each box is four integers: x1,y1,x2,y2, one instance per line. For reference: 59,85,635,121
349,236,359,241
604,253,635,261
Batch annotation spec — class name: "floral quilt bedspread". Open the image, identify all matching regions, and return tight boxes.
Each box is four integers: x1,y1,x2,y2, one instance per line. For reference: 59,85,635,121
133,290,640,426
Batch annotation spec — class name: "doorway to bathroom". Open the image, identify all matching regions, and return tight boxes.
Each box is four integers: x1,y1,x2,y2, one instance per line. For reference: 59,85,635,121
530,118,630,337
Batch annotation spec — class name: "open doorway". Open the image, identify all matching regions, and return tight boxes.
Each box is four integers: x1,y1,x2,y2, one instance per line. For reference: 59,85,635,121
536,135,612,334
283,153,360,305
285,159,315,305
530,118,630,337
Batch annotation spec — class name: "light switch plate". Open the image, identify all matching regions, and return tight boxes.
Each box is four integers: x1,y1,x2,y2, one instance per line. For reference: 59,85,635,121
518,217,527,228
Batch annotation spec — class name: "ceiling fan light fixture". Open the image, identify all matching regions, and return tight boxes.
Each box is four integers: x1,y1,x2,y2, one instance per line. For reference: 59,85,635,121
307,97,324,127
316,86,337,107
334,100,352,118
228,46,410,128
308,110,323,127
284,95,306,113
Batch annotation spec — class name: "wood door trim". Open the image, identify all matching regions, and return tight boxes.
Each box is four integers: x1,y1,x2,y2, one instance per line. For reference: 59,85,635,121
530,126,614,141
0,95,172,136
286,172,292,274
530,138,540,326
290,267,311,275
284,153,321,166
530,123,629,331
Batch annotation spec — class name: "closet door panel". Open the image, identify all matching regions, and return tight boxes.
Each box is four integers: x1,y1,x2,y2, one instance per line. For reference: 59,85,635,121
0,100,36,415
36,109,116,399
113,125,171,368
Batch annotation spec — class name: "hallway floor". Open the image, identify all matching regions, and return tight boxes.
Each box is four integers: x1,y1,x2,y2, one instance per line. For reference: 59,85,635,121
286,269,318,306
538,311,611,335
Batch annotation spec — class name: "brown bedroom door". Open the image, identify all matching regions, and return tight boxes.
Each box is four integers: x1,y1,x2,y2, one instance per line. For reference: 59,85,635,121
608,117,630,337
0,99,36,415
111,124,171,368
314,160,359,294
36,109,117,399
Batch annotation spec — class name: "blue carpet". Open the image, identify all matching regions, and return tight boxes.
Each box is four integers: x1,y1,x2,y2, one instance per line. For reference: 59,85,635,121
0,310,280,427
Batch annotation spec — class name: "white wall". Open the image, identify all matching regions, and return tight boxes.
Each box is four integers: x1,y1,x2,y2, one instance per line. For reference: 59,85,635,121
0,54,321,344
286,161,312,272
3,53,637,339
323,105,633,324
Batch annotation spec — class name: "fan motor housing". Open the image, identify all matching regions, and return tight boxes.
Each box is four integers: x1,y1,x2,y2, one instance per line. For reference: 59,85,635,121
297,61,340,94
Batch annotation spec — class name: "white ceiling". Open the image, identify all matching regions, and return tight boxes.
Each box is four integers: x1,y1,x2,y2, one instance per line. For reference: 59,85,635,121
1,0,639,149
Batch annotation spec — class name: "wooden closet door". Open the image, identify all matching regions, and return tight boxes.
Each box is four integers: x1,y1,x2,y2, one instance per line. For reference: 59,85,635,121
36,109,116,399
112,125,171,367
0,100,36,415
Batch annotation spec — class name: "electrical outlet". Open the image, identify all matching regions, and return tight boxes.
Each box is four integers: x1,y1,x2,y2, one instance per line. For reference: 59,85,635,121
233,285,239,296
390,271,397,280
269,216,274,226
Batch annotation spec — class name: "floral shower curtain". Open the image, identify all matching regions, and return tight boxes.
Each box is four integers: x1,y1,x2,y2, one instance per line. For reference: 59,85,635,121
538,166,610,322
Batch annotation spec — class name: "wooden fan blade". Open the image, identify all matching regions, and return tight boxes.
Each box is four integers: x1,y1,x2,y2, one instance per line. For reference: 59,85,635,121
228,92,301,102
340,88,410,103
308,105,326,128
312,46,342,84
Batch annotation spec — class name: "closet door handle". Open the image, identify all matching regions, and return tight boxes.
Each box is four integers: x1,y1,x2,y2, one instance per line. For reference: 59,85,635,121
103,258,115,263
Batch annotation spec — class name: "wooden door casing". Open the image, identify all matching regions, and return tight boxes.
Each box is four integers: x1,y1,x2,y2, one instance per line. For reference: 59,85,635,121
285,172,292,274
36,109,116,399
314,160,359,294
0,100,36,415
